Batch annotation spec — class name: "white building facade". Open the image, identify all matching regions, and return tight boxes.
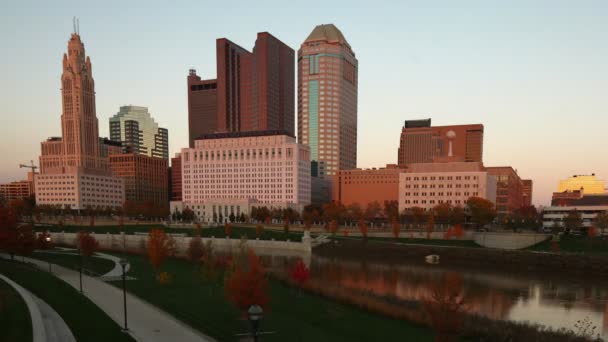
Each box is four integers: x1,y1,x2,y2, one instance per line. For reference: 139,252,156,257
542,205,608,231
179,131,311,219
398,162,497,212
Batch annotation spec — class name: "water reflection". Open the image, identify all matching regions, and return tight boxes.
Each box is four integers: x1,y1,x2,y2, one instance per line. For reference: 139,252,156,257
264,253,608,340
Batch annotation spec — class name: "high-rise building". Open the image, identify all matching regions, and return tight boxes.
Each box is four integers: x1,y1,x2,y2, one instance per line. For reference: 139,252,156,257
187,32,294,143
397,119,484,166
109,105,169,159
180,130,311,219
109,153,168,208
170,153,182,201
36,31,124,209
298,24,358,177
187,71,217,147
558,174,605,195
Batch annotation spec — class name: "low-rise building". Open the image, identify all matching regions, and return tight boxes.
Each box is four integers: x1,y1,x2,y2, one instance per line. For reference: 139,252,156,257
0,172,36,201
543,205,608,231
180,130,311,218
332,164,402,207
35,171,124,209
398,162,496,212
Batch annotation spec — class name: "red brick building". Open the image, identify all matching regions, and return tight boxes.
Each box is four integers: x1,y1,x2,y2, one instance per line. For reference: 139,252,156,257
188,32,294,143
0,172,36,202
486,166,525,217
522,179,533,206
397,119,484,166
332,165,402,207
109,153,168,207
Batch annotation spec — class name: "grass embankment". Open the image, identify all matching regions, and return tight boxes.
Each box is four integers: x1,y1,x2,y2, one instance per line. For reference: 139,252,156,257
40,224,305,241
104,252,432,342
0,259,134,342
0,276,32,342
30,251,115,276
527,235,608,255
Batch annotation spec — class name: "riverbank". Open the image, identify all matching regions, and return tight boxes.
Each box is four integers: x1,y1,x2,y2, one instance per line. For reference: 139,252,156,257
314,239,608,278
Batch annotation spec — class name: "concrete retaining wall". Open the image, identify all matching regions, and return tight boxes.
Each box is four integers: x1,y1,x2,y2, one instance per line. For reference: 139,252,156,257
474,232,549,250
49,232,312,256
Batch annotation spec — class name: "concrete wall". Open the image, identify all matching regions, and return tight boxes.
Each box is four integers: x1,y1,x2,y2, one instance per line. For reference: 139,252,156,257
49,231,312,257
474,232,549,250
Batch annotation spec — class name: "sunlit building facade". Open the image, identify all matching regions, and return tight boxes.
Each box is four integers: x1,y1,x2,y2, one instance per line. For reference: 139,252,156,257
558,174,605,195
298,24,358,177
109,105,169,159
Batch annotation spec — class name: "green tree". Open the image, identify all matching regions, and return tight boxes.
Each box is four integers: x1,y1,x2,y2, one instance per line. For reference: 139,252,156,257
563,210,582,234
594,211,608,236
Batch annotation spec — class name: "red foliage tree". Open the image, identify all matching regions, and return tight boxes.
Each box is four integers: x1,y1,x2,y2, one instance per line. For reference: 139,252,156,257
147,229,175,275
329,220,338,235
187,235,204,263
444,227,454,240
426,215,435,239
16,225,36,260
391,219,401,240
423,272,466,342
452,224,464,239
224,223,232,238
588,226,598,238
0,206,19,260
289,259,310,287
77,231,99,257
255,224,263,239
225,249,269,313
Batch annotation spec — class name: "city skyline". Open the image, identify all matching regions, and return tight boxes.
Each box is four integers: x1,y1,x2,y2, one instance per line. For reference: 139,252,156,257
1,1,608,206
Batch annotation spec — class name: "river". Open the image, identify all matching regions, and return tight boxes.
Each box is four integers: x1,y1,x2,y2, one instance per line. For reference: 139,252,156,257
265,252,608,340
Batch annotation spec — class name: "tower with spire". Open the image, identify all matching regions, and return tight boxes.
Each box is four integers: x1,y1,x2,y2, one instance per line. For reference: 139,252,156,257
36,28,125,210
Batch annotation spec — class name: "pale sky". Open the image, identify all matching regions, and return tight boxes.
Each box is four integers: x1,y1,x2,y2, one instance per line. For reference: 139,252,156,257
1,0,607,206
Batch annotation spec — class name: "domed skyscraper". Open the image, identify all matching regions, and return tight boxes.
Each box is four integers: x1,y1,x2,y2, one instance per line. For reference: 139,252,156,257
298,24,358,178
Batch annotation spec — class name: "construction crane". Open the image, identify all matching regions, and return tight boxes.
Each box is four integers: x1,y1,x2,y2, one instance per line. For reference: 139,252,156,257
19,160,38,173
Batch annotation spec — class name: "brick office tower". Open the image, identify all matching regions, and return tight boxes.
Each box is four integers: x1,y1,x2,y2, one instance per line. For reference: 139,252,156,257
109,154,168,208
187,32,294,145
36,31,124,209
397,119,484,166
298,24,358,177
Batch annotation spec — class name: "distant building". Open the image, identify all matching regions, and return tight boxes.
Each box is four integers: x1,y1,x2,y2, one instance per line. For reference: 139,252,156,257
543,204,608,231
187,32,295,145
180,130,311,217
36,31,124,210
0,172,36,202
298,24,358,177
109,153,168,208
170,153,182,201
332,164,402,208
109,105,169,159
397,119,483,166
558,174,605,195
398,162,496,213
486,166,525,218
522,179,533,207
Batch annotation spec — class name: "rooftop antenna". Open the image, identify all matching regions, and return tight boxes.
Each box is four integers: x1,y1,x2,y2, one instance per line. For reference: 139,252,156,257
77,18,80,34
73,16,76,33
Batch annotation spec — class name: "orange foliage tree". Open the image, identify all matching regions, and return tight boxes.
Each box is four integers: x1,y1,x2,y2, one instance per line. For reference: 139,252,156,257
426,215,435,239
225,249,269,313
255,224,263,239
77,231,99,257
187,234,204,263
147,229,176,275
329,220,338,235
452,224,464,239
289,259,310,290
423,272,466,342
224,223,232,238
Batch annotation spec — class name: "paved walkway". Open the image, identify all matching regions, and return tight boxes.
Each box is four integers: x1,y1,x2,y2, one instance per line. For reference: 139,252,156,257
36,248,131,279
3,255,214,342
0,274,75,342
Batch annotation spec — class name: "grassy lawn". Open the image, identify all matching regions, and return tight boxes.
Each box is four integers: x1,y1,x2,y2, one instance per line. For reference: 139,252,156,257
526,234,608,255
38,224,305,241
332,235,481,248
30,251,116,276
0,259,134,342
106,252,433,342
0,276,32,342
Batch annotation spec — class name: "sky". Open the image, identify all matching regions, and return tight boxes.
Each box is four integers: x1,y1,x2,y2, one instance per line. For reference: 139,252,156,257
1,0,607,206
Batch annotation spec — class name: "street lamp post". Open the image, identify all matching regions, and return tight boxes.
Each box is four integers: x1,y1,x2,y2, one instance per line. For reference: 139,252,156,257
78,247,83,293
248,305,263,342
119,258,129,331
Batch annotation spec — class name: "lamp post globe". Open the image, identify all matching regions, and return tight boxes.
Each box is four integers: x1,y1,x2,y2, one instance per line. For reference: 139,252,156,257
248,305,263,342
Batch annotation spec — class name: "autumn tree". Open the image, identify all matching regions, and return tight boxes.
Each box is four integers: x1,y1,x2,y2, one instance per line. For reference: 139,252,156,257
255,224,263,239
187,234,205,263
411,206,427,231
423,272,466,342
364,201,382,222
77,231,99,257
391,219,401,239
563,210,582,234
329,220,338,235
426,215,435,239
466,197,496,229
147,229,176,276
358,217,368,242
383,200,399,221
433,203,452,225
289,259,310,293
0,206,19,260
594,211,608,236
225,249,269,313
224,222,232,238
16,225,36,261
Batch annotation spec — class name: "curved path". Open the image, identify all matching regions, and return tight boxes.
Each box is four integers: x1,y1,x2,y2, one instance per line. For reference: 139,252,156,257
0,274,76,342
35,248,131,279
2,255,214,342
